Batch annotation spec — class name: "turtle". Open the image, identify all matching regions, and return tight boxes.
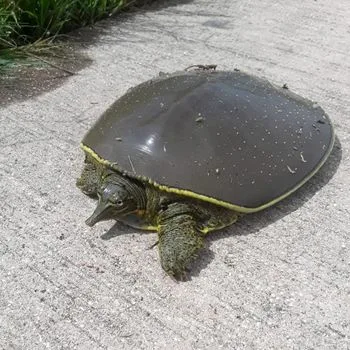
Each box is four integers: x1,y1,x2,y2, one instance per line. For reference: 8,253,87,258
77,66,334,279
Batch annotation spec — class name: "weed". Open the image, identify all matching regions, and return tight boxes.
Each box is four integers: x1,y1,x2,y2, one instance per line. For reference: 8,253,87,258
0,0,139,53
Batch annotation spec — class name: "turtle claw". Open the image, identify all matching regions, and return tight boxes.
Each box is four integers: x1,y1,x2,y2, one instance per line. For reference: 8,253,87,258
172,268,190,282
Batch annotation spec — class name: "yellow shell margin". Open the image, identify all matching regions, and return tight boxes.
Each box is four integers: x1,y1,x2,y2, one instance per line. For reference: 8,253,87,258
80,130,334,214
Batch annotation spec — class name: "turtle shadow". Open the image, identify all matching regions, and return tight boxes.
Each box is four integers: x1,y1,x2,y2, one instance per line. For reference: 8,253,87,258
100,136,342,280
101,221,138,240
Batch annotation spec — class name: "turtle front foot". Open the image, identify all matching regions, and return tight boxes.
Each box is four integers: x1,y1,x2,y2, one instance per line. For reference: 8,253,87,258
76,161,99,198
157,209,204,280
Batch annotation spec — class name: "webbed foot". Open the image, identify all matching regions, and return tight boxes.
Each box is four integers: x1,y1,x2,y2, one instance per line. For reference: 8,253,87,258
76,159,99,198
157,205,204,279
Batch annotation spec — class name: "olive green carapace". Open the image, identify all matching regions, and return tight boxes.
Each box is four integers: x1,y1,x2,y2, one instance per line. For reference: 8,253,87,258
77,67,334,279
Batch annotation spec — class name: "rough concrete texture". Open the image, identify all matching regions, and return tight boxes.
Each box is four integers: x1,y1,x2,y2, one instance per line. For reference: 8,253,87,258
1,0,349,349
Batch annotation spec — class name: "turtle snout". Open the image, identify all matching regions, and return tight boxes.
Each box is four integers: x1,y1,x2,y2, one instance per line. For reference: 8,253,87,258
85,215,99,227
85,200,111,227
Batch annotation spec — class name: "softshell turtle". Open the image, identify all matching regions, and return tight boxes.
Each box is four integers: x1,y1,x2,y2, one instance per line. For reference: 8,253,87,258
77,66,334,278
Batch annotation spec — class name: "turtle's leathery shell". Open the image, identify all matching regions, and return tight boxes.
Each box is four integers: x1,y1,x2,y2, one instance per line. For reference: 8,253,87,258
82,70,334,210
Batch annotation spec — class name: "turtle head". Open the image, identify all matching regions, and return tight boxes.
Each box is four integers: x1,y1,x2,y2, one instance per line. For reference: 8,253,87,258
86,173,144,227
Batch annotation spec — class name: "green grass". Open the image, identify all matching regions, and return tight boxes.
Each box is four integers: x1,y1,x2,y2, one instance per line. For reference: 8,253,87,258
0,0,138,53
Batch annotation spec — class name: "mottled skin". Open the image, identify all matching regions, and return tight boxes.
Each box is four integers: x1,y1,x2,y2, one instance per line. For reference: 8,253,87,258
77,157,239,279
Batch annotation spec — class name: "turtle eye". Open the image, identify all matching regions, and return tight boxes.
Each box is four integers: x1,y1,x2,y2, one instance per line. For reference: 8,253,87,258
110,196,124,206
115,199,124,207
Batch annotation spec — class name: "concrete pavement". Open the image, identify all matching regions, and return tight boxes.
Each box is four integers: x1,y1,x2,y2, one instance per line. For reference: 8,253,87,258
1,0,349,348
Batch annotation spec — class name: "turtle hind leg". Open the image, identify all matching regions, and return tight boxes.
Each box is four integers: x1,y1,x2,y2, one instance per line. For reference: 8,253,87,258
76,159,99,198
157,203,204,279
197,204,240,234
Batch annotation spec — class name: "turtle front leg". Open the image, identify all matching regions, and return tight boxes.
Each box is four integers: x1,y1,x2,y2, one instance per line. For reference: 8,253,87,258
76,159,99,198
157,203,204,279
